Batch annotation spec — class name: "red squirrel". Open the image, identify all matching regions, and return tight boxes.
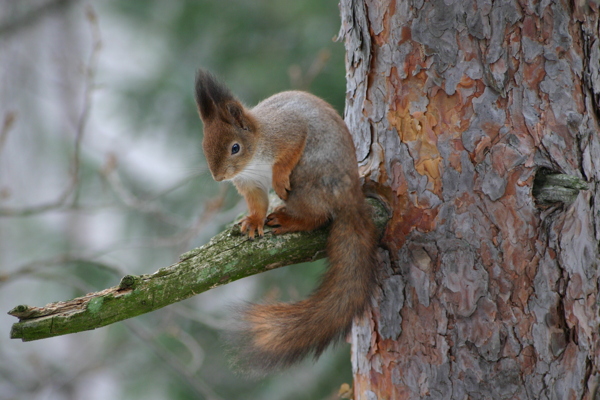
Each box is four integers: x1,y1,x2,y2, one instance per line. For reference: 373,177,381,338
194,69,378,372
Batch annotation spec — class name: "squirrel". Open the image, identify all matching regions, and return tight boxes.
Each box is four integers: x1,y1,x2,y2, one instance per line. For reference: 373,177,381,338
194,69,378,373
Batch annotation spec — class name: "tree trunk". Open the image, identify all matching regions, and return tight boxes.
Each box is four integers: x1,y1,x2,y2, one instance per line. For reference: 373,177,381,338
339,0,600,398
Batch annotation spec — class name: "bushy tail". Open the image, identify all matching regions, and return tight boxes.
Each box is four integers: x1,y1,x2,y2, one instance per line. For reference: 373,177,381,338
229,203,378,373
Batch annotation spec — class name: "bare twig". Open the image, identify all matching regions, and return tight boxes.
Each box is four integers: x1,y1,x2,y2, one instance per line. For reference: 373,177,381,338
171,184,230,251
0,255,125,287
0,6,101,217
0,111,16,154
0,0,78,39
147,169,210,201
288,48,331,90
1,185,230,287
171,304,230,330
100,152,227,240
102,158,189,228
126,320,223,400
164,325,206,374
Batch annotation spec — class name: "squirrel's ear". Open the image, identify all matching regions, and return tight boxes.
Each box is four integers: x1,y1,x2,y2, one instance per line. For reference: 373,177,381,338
195,69,235,121
226,102,252,131
195,69,255,131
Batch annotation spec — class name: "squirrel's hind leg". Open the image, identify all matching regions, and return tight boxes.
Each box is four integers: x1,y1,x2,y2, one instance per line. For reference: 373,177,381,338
266,205,329,234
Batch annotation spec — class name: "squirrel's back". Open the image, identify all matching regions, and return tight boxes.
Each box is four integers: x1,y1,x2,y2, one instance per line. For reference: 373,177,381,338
252,91,360,212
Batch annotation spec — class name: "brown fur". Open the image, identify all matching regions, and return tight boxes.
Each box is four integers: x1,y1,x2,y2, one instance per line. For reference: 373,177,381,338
195,69,379,373
236,184,269,238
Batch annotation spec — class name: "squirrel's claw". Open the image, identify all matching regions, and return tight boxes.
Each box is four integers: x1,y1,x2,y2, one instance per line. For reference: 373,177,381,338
273,176,291,201
266,207,291,234
240,215,265,238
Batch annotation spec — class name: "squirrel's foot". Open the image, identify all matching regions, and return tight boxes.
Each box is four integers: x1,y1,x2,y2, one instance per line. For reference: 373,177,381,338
266,206,327,234
265,207,294,234
240,215,265,239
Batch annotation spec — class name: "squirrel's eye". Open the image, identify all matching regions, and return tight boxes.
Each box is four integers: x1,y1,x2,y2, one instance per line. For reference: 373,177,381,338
231,143,240,155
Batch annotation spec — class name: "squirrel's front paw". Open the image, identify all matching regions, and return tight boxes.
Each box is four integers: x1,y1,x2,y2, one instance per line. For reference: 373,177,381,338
240,215,265,239
273,176,291,201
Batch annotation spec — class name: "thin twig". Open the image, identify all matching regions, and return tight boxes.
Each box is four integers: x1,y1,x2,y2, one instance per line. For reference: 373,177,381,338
0,111,16,154
171,304,230,330
126,320,224,400
68,6,101,205
0,6,101,217
0,0,78,39
163,324,206,375
0,255,125,287
102,162,189,228
288,48,331,90
173,184,230,251
147,169,209,201
98,181,231,250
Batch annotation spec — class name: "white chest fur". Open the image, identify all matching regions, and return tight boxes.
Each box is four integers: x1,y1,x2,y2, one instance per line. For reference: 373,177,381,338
233,160,273,193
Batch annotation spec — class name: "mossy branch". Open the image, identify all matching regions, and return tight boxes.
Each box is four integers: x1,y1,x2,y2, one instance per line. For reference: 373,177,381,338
532,169,589,205
8,199,389,342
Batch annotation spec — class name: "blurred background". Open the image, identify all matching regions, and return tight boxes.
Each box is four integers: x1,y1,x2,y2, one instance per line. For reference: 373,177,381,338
0,1,349,399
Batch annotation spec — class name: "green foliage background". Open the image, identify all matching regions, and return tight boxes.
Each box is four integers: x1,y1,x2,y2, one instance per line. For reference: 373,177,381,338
0,1,350,399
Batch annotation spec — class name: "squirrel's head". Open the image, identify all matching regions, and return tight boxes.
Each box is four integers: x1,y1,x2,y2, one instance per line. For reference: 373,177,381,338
195,70,258,181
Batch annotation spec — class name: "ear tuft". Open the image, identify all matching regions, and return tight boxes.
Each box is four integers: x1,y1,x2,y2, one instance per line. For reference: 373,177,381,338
195,69,236,121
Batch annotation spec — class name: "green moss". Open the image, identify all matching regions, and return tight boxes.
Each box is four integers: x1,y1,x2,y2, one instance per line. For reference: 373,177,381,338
87,297,104,314
9,199,389,341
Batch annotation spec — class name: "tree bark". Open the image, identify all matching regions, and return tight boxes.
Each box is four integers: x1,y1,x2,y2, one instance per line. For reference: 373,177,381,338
339,0,600,398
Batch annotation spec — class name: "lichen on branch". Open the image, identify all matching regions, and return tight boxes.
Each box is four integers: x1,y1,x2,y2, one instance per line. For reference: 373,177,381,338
9,199,389,342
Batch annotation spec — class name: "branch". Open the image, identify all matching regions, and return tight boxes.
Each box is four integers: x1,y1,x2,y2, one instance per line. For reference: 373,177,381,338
8,199,389,342
0,111,16,154
532,169,589,205
0,0,78,39
0,6,100,217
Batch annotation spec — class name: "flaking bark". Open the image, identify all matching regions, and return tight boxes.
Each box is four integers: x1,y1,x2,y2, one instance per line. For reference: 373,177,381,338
340,0,600,398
